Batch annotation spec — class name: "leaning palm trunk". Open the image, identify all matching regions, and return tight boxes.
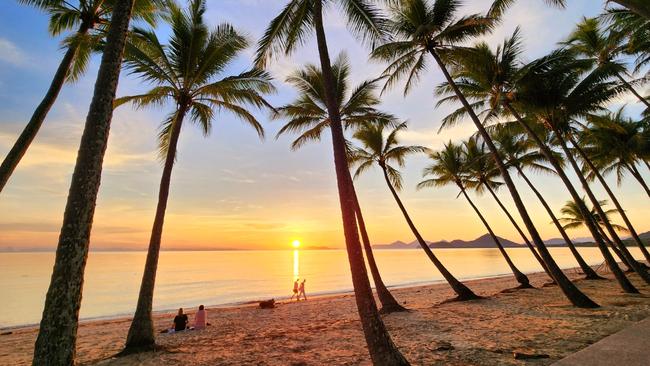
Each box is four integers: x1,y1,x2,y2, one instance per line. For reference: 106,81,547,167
626,162,650,197
380,165,480,300
505,104,638,294
124,106,187,352
568,136,650,263
615,74,650,109
515,166,603,280
552,129,650,285
482,182,555,279
352,187,407,313
0,24,89,194
312,3,408,364
431,50,598,308
459,185,531,288
612,0,650,20
32,2,135,364
596,225,634,271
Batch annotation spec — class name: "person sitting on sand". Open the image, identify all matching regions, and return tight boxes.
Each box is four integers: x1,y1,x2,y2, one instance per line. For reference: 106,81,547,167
194,305,207,330
290,279,299,301
173,308,188,331
298,279,307,301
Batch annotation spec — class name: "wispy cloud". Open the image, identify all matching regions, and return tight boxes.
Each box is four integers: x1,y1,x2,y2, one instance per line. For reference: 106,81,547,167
0,37,28,66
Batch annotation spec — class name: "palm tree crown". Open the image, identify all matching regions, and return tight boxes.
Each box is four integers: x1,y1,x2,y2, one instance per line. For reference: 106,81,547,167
117,0,275,153
350,122,429,189
275,53,396,150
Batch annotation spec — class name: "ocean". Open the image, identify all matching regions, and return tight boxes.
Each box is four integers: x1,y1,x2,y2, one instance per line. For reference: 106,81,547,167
0,247,644,328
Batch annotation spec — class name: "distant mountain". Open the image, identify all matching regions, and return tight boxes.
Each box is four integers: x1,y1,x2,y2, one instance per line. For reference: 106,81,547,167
544,237,593,246
429,234,523,248
373,240,420,250
373,234,524,249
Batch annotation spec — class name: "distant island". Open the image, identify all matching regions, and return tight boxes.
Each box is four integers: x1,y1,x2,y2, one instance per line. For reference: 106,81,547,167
373,231,650,250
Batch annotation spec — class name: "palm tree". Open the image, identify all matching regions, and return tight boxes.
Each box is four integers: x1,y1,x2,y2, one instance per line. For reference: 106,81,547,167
32,1,136,364
515,52,650,288
373,0,598,308
351,122,481,300
256,1,409,364
562,17,650,108
117,0,275,352
462,137,532,287
611,1,650,20
490,125,604,280
1,0,160,193
575,110,650,263
558,198,635,270
433,26,637,294
603,8,650,76
274,54,406,313
419,140,531,288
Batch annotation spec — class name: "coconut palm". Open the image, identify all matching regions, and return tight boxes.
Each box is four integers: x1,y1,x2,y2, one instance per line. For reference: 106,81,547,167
562,17,650,108
116,0,275,351
603,8,650,75
434,27,637,294
611,1,650,20
558,198,636,270
489,0,650,21
32,1,136,364
582,109,650,195
350,122,481,300
575,110,650,263
515,52,650,287
0,0,160,194
420,139,531,288
256,1,409,363
275,54,406,313
373,0,598,308
490,125,604,280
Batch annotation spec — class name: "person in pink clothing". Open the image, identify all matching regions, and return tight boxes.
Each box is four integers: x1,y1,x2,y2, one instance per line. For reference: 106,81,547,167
194,305,207,330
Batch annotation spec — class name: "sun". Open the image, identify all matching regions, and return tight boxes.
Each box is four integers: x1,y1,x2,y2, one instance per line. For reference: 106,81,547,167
292,240,301,249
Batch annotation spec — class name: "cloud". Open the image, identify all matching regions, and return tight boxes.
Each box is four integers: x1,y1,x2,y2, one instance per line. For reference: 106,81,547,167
0,38,27,66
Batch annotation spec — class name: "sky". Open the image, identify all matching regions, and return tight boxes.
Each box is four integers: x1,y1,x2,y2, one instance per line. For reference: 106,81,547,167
0,0,648,251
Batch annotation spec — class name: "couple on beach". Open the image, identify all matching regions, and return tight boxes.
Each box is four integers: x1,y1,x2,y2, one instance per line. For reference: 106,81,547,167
169,305,209,333
291,279,307,301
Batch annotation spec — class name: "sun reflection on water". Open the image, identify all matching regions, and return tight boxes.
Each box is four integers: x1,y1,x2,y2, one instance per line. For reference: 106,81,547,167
293,249,300,280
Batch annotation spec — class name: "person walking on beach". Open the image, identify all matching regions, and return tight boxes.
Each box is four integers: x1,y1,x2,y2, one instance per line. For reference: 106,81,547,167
298,279,307,301
290,278,299,301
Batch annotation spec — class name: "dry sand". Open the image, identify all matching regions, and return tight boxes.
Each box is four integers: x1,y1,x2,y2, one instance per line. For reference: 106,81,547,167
2,267,649,366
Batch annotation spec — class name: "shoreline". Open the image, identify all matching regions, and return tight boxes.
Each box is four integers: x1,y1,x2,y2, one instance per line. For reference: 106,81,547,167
3,265,650,365
0,270,536,331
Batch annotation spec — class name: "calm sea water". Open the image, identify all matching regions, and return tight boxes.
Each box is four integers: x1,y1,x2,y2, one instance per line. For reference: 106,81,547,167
0,247,644,328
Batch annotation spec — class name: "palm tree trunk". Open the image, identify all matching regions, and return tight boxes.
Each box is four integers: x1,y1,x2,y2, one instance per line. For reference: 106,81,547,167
569,136,650,263
644,161,650,172
352,186,407,313
551,128,649,286
430,50,598,308
312,3,408,365
596,225,633,271
482,178,554,278
505,103,637,294
626,162,650,198
380,165,480,300
612,0,650,20
459,185,531,288
32,2,135,365
615,73,650,109
123,106,187,352
0,24,90,194
515,166,603,279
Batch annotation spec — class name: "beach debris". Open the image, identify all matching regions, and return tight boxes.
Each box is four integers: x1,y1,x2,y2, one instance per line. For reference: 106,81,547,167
513,351,550,360
259,299,276,309
430,341,454,351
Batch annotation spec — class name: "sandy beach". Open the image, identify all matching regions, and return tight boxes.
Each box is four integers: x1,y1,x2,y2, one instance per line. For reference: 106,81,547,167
2,267,649,366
